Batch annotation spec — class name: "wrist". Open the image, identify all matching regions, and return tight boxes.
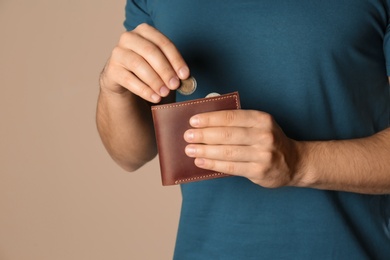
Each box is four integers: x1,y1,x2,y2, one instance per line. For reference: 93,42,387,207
289,140,318,189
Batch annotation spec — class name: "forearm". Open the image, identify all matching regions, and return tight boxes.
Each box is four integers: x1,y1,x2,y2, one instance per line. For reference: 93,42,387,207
96,88,157,172
294,127,390,194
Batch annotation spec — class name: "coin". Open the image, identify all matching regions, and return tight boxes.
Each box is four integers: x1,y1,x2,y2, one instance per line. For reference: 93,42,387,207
177,76,197,95
205,92,221,98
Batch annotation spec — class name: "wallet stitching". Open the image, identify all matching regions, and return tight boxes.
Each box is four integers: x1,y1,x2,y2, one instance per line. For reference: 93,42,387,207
175,172,228,184
151,94,239,110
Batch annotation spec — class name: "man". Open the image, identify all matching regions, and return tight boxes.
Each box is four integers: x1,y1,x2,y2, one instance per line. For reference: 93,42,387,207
97,1,390,258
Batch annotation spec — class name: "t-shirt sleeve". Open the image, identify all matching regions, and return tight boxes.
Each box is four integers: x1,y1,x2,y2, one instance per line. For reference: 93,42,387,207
123,0,154,31
383,2,390,76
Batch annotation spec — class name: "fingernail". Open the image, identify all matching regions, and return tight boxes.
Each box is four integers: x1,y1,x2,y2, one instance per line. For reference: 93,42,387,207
190,116,199,127
178,66,190,79
195,158,205,166
160,86,170,96
169,76,180,89
184,130,194,141
185,146,196,156
151,94,160,103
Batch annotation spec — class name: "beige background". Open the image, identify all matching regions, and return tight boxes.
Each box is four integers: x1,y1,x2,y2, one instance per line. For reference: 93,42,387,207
0,1,181,259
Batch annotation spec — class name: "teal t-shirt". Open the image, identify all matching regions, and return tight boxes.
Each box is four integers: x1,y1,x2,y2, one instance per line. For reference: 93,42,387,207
124,1,390,259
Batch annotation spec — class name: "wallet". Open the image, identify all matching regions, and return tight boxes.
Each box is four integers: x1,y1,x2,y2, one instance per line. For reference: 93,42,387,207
151,92,241,186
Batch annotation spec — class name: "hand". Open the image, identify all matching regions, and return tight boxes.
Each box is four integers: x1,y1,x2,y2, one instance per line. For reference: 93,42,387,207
99,23,190,103
184,110,301,188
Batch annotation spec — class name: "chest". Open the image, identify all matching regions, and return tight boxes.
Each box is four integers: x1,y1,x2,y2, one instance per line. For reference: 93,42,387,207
149,0,387,50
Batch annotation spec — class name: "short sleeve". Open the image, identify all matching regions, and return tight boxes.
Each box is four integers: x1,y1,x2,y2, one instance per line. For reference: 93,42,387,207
383,1,390,75
123,0,154,31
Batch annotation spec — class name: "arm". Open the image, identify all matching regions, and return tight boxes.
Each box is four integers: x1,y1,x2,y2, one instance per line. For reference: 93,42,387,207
294,77,390,194
96,89,157,172
297,78,390,194
96,24,189,172
295,127,390,194
183,109,390,194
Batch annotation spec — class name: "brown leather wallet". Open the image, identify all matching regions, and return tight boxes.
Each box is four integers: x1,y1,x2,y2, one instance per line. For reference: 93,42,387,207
151,92,241,186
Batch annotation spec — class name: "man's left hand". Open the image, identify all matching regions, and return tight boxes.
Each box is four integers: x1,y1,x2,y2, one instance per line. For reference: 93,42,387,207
184,110,301,188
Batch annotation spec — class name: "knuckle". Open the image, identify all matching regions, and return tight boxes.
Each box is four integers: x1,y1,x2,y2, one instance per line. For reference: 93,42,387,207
118,32,128,42
252,162,266,175
251,147,262,161
134,23,150,32
261,151,274,163
121,73,132,85
221,129,233,141
253,111,273,127
157,34,173,48
99,62,116,87
145,73,162,86
262,114,274,128
260,112,273,122
223,147,234,159
260,132,275,145
159,65,174,78
224,162,236,174
119,31,134,45
248,162,282,188
224,110,236,125
111,46,123,59
139,85,152,98
129,54,144,69
250,110,262,124
169,56,184,68
251,128,262,143
248,171,263,185
150,79,164,90
142,42,158,56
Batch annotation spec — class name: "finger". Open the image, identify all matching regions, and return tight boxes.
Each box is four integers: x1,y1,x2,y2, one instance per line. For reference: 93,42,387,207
109,47,164,101
124,36,179,90
114,67,161,103
124,24,189,90
193,158,256,177
122,49,172,96
184,127,259,145
195,157,290,188
185,144,259,162
134,24,190,80
189,110,273,128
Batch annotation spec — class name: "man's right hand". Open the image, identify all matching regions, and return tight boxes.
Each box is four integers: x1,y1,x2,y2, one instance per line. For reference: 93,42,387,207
99,23,190,103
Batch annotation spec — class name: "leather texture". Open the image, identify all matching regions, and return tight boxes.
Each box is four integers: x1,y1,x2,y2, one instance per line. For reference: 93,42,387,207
151,92,241,186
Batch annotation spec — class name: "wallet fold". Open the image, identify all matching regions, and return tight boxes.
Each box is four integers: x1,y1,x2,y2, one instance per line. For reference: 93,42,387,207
151,92,241,186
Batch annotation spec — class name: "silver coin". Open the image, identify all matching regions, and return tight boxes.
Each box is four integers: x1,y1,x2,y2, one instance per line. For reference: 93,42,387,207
177,76,197,95
205,92,221,98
